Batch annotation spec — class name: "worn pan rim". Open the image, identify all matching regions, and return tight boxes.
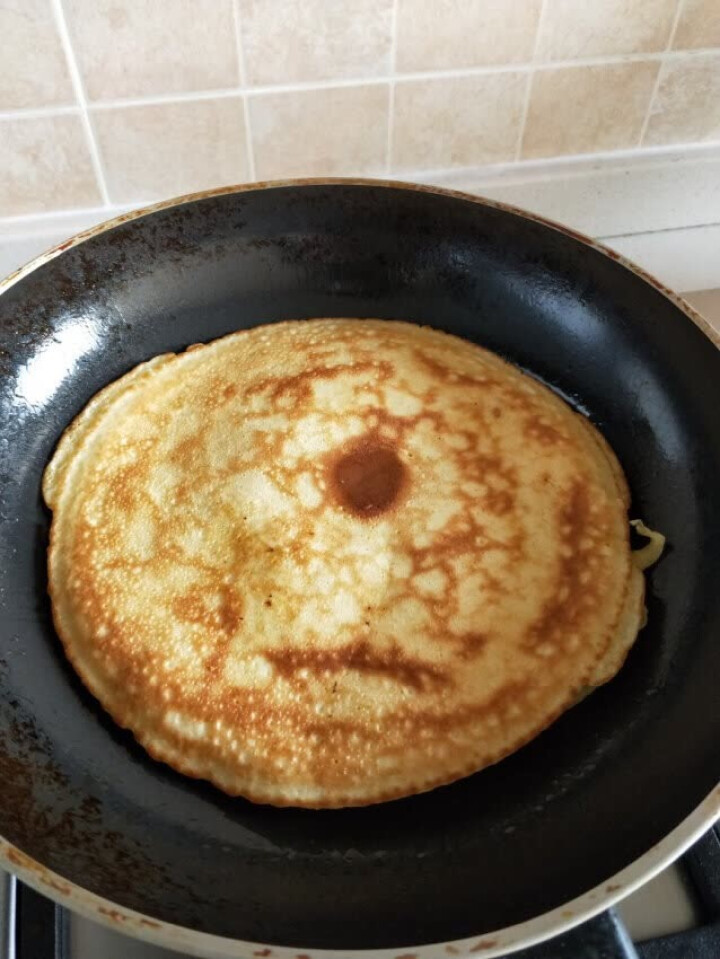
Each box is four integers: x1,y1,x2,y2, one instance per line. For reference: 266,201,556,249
1,176,719,958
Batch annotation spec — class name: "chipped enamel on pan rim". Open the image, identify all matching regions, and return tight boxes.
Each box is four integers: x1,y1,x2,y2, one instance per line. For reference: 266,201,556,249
1,178,718,958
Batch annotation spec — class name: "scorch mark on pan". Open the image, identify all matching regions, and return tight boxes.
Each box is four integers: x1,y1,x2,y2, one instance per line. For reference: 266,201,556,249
6,847,71,896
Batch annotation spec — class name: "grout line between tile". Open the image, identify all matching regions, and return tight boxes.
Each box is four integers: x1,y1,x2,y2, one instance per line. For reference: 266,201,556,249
242,93,257,180
637,0,686,147
599,218,720,242
90,87,245,111
231,0,257,181
636,65,664,148
0,105,80,122
515,74,534,163
234,46,720,90
23,45,716,117
514,0,547,162
666,0,687,52
386,0,400,174
50,0,111,206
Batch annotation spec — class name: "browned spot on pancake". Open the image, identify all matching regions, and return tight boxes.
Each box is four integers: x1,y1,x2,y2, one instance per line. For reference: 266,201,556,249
416,680,533,736
171,589,212,626
172,585,243,635
105,461,148,510
170,585,244,681
415,349,495,391
203,641,230,685
454,632,489,659
470,940,498,952
524,414,566,446
264,638,449,691
246,360,394,405
465,454,518,516
524,482,598,653
204,640,232,682
329,438,407,518
218,587,243,634
253,950,273,957
484,488,514,515
169,434,203,465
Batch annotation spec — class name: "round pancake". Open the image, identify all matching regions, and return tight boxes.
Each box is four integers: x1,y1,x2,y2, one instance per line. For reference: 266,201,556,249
43,319,645,807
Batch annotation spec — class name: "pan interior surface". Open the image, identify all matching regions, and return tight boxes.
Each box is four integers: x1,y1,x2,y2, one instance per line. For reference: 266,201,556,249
0,182,719,949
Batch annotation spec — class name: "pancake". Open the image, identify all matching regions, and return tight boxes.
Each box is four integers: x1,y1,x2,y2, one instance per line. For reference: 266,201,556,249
43,319,647,807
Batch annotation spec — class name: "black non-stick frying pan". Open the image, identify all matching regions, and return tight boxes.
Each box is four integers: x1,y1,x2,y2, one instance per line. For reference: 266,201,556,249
1,180,719,959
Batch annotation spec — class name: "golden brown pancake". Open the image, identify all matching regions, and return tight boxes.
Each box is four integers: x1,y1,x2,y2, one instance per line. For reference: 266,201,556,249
43,319,646,807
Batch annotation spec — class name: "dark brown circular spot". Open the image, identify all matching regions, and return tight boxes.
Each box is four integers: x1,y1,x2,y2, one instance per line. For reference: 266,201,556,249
330,441,407,518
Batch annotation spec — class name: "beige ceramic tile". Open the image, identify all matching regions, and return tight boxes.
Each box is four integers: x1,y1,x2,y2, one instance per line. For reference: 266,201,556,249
396,0,542,71
63,0,238,101
673,0,720,49
683,289,720,333
0,115,101,217
538,0,678,60
0,0,74,109
392,73,526,171
240,0,393,85
644,53,720,145
92,98,248,204
522,61,659,159
249,84,388,178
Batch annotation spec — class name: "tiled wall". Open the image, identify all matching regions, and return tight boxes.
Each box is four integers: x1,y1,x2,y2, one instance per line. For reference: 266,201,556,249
1,0,720,220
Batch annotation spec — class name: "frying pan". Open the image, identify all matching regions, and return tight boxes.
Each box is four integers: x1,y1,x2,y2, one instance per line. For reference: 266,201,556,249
1,180,719,959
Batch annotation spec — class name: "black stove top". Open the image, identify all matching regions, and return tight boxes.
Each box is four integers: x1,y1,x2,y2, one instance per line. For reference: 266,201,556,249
4,824,720,959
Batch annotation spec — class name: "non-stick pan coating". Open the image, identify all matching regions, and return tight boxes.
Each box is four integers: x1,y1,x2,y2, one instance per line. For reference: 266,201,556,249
1,183,719,949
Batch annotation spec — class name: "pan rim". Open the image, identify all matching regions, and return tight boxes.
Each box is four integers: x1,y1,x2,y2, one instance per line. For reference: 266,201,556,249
3,784,719,957
1,176,719,956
